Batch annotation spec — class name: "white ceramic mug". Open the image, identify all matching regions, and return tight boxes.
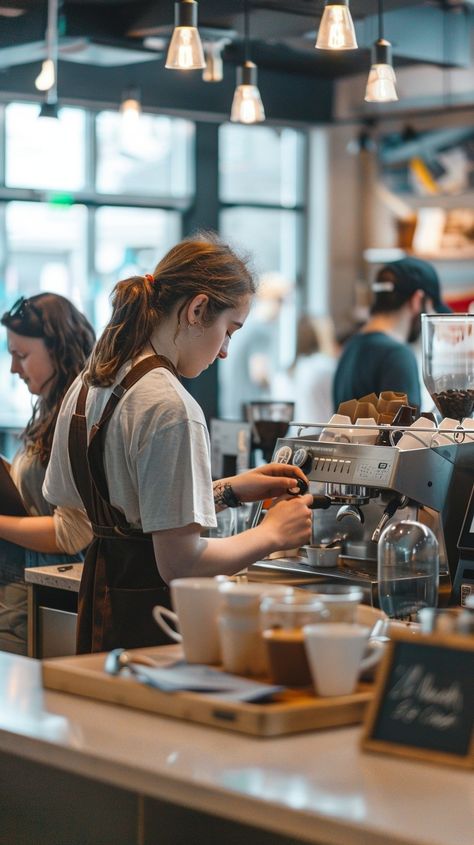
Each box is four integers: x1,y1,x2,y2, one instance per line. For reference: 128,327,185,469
153,576,228,664
303,622,384,696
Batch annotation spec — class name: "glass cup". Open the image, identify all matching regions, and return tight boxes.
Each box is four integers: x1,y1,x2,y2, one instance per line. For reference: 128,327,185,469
377,520,439,623
304,584,363,623
260,592,328,686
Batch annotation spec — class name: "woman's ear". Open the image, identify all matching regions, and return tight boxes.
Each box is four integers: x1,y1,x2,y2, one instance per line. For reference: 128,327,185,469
186,294,209,326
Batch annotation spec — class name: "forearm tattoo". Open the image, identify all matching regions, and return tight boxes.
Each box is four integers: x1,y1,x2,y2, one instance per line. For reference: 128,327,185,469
213,480,242,509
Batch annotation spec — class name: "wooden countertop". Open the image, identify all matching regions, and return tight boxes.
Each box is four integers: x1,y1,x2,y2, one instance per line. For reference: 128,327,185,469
0,650,472,845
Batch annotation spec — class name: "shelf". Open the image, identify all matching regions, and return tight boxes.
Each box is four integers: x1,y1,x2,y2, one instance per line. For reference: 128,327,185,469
364,248,474,263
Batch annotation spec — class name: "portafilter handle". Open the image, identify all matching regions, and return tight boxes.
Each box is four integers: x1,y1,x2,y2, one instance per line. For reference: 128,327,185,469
288,479,331,510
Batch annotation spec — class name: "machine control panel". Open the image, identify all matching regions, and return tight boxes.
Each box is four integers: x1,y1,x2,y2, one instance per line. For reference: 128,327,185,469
273,440,397,488
308,451,395,486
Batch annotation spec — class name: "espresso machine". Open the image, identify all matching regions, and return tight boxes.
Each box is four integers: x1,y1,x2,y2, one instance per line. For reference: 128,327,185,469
249,430,474,607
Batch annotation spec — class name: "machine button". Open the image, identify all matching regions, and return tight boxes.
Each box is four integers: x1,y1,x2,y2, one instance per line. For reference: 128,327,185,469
292,448,312,472
274,445,293,464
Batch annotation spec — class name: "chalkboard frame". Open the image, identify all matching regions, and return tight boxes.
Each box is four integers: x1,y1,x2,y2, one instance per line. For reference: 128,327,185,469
361,630,474,769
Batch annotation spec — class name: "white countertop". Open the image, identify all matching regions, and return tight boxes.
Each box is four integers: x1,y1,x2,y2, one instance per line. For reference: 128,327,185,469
0,651,472,845
24,563,83,592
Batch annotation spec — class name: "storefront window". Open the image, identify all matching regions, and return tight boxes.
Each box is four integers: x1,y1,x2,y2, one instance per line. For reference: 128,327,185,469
5,103,86,191
96,112,195,199
219,124,305,206
0,201,88,426
94,206,181,331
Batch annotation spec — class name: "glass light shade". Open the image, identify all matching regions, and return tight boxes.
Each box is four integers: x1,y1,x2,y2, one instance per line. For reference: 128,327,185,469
120,93,141,121
165,26,205,69
364,63,398,102
38,100,59,120
202,44,223,82
230,84,265,124
316,4,358,50
35,58,56,91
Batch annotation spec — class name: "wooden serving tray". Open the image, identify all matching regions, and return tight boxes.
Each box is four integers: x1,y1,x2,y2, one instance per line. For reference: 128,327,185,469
42,645,374,737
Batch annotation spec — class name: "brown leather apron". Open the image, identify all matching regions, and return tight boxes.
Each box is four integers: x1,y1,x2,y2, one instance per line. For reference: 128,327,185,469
68,354,174,654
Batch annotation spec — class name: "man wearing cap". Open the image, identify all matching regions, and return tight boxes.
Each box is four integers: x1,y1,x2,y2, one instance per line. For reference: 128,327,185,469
333,257,451,411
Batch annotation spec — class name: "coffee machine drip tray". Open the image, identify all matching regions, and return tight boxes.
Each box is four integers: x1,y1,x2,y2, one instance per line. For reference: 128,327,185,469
248,556,379,606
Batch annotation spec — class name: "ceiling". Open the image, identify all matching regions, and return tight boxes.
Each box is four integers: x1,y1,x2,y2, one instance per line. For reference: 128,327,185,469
0,0,472,122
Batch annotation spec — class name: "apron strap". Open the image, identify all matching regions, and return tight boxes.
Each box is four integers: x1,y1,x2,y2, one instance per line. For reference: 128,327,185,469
69,354,179,523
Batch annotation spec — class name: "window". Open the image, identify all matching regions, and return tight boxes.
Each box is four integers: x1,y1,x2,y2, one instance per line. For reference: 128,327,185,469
219,124,305,206
94,206,181,331
5,103,86,191
0,201,89,425
96,111,195,199
218,124,307,419
0,101,194,431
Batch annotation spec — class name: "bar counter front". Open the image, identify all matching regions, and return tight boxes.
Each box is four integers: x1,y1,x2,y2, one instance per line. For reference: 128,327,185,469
0,651,472,845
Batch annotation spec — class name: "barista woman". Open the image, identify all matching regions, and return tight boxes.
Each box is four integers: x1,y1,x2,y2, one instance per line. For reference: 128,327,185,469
44,234,312,653
0,293,95,654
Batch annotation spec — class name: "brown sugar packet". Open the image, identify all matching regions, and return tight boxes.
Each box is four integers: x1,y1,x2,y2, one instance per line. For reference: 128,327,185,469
377,392,408,418
353,401,380,423
379,391,407,403
357,393,379,407
337,399,358,423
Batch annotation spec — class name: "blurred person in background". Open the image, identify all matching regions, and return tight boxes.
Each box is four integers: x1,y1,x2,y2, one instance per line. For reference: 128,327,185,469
333,257,451,411
219,271,293,419
0,293,95,654
272,314,339,424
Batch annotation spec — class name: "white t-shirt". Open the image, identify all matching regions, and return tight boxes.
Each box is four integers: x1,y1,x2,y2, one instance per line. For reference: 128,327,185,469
43,362,217,534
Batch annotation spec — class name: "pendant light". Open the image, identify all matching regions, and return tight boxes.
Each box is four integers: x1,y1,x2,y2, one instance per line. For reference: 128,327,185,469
165,0,205,70
202,39,231,83
230,0,265,124
364,0,398,102
315,0,358,50
38,94,59,120
120,86,142,122
35,0,58,91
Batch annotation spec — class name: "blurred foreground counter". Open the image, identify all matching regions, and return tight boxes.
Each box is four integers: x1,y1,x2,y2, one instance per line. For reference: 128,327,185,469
0,650,472,845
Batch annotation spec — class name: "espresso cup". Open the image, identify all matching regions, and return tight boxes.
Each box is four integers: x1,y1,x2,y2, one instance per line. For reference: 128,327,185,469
153,576,228,664
303,623,384,697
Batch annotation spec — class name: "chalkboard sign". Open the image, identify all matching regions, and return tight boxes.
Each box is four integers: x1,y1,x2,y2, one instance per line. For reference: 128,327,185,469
361,631,474,768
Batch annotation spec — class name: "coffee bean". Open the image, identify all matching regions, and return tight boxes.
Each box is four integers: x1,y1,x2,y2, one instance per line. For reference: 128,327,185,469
432,389,474,421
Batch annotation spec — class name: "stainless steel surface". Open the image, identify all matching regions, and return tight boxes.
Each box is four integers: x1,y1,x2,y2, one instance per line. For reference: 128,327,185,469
253,432,474,605
38,607,77,659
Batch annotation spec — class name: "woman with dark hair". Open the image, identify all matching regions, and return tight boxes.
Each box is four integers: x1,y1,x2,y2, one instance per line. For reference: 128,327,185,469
0,292,95,653
44,234,312,653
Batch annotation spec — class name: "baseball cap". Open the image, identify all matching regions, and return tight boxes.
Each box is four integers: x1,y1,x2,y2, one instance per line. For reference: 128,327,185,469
372,257,452,314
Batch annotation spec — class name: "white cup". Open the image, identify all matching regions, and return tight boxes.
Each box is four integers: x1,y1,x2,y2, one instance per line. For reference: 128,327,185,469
319,414,352,444
352,418,378,445
303,622,384,696
431,417,460,446
397,417,437,450
153,576,228,664
217,582,292,676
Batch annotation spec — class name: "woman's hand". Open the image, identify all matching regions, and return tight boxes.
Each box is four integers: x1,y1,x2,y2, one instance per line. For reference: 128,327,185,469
224,463,308,504
260,494,313,550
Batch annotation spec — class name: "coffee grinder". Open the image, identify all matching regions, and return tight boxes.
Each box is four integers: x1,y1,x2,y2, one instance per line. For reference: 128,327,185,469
244,401,295,464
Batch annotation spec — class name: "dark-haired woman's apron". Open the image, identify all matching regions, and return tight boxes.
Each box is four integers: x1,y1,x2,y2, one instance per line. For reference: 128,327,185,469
68,355,173,654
